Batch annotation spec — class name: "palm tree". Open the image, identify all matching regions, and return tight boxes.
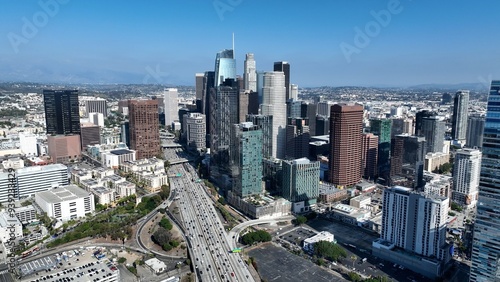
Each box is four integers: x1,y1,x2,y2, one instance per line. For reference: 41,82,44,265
350,255,357,269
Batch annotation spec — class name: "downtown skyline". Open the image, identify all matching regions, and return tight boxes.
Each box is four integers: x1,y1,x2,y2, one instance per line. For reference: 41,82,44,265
1,0,499,87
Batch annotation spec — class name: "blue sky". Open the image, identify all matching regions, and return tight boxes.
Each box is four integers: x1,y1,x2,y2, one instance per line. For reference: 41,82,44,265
0,0,499,87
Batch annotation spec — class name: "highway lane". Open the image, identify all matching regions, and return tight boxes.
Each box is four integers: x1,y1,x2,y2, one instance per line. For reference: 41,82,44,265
169,163,254,282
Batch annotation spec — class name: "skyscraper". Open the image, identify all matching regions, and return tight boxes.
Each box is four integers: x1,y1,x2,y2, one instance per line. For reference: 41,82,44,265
329,104,363,187
202,71,215,138
452,148,481,208
195,73,204,100
282,158,320,209
246,114,273,159
390,134,426,189
362,133,379,180
415,110,436,136
421,116,445,153
244,53,257,92
210,79,239,174
301,102,317,136
185,113,206,152
370,118,392,180
43,90,80,135
215,49,236,87
466,115,485,149
290,84,298,100
128,99,160,159
285,118,310,160
273,61,290,100
260,71,287,159
164,88,178,127
470,80,500,281
451,90,469,141
230,122,262,197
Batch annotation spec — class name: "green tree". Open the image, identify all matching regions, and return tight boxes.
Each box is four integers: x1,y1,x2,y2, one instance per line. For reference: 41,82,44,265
117,257,127,264
21,200,31,207
348,271,362,282
159,217,173,230
218,196,226,205
241,230,272,245
313,241,346,262
294,215,307,226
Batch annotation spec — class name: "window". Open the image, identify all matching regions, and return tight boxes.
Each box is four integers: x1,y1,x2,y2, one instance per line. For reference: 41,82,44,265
70,208,77,213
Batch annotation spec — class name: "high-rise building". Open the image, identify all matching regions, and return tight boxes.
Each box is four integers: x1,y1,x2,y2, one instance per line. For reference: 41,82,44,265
301,103,317,136
285,118,310,160
195,73,204,100
164,88,179,127
370,119,392,179
230,122,262,197
210,79,239,174
470,80,500,281
244,53,257,92
80,122,100,150
260,72,287,159
362,133,379,180
79,96,107,117
315,116,329,136
451,90,469,141
290,84,298,100
43,90,80,135
185,113,206,152
415,110,436,136
287,99,303,119
317,101,334,117
452,148,481,208
466,115,485,149
202,71,215,137
47,135,82,163
215,49,236,87
273,61,290,100
282,158,320,209
390,134,426,188
329,104,363,187
121,121,130,147
88,112,104,127
246,114,273,159
421,116,445,153
128,99,160,159
377,186,450,278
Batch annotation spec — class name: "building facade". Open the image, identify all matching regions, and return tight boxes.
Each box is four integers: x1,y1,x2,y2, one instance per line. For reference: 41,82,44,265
281,158,320,208
185,113,206,151
128,99,160,159
164,88,178,127
451,90,469,141
244,53,257,92
47,134,82,163
273,61,290,100
35,184,94,221
43,89,80,135
421,116,445,153
361,133,378,180
466,115,485,149
80,122,100,150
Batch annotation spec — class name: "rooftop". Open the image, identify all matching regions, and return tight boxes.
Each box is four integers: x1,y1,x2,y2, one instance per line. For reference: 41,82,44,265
110,149,134,155
36,185,91,204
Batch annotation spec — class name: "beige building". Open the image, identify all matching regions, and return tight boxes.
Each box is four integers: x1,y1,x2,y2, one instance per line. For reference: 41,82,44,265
47,135,81,163
424,152,450,172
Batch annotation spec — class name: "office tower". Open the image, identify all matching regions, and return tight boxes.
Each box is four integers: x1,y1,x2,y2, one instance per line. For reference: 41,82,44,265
285,118,310,160
128,99,160,159
441,93,453,104
282,158,320,208
274,61,290,100
421,116,445,153
164,88,178,127
210,79,239,174
391,118,404,138
230,122,262,197
239,91,249,123
80,122,100,150
237,75,244,90
195,73,204,100
202,71,215,137
301,102,317,136
378,187,450,277
370,119,392,180
466,115,485,149
451,90,469,141
362,133,379,180
287,99,303,119
390,134,426,188
0,164,69,203
403,118,414,135
317,101,334,117
121,121,130,147
88,112,104,127
47,135,82,163
118,100,129,115
80,97,107,117
43,90,80,135
246,114,273,159
315,115,329,136
290,84,298,100
415,110,436,136
215,49,236,87
470,80,500,281
260,72,287,159
19,132,38,157
390,106,403,117
329,104,363,187
256,71,265,105
452,148,481,208
244,53,257,92
185,113,206,151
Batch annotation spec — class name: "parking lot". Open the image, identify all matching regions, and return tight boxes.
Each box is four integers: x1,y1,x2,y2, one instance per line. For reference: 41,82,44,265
247,243,345,282
278,227,317,247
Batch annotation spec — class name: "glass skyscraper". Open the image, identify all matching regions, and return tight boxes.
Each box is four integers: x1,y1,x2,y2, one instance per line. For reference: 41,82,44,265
214,49,236,87
470,80,500,281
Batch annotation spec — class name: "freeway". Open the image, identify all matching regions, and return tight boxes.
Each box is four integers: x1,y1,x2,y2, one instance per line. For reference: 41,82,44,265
169,163,254,282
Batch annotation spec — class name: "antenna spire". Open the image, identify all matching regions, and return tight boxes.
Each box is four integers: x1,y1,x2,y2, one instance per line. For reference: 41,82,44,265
232,32,235,57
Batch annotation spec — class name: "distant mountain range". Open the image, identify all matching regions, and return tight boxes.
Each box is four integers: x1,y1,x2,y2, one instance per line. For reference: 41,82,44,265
407,82,490,91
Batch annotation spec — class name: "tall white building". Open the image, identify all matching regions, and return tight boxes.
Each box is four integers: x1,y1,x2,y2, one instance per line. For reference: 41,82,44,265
290,84,298,100
0,164,69,203
79,96,107,117
451,90,469,142
35,184,94,221
260,71,287,159
19,132,38,157
184,113,206,151
244,53,257,92
453,148,481,208
164,88,179,127
381,186,449,259
89,112,105,127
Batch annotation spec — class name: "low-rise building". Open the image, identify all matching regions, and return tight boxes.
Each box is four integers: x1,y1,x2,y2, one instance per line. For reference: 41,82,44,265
318,182,348,203
35,185,95,221
328,204,371,226
0,212,22,244
226,191,291,219
145,258,166,274
115,181,136,198
425,152,450,172
303,231,335,252
101,149,136,169
14,205,37,224
91,186,115,205
350,194,372,209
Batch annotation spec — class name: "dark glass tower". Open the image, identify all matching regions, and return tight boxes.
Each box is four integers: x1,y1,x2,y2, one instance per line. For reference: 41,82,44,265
274,61,290,100
43,90,80,135
470,80,500,281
